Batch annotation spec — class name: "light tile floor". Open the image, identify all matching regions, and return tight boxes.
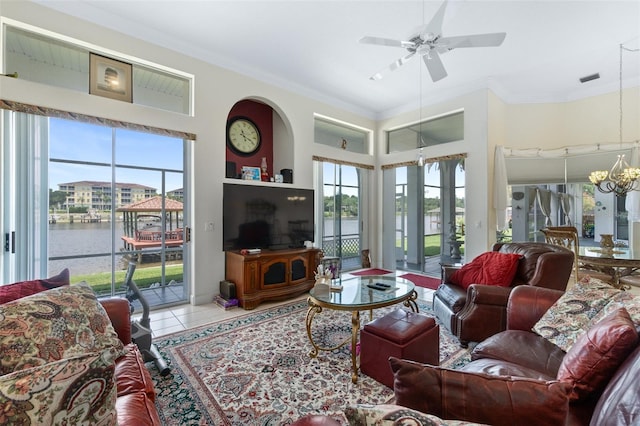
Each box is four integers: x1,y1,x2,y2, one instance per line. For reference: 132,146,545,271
140,271,437,338
141,271,640,338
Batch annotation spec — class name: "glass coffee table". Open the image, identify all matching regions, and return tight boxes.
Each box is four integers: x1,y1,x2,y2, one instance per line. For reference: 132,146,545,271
305,275,418,383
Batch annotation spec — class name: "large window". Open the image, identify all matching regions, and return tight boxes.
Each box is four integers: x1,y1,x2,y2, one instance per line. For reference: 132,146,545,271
314,116,370,154
386,157,465,276
316,161,369,271
4,23,192,115
2,110,191,309
387,111,463,153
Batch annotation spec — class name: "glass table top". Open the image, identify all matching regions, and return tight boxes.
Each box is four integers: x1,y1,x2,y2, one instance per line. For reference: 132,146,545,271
579,246,638,260
308,275,415,309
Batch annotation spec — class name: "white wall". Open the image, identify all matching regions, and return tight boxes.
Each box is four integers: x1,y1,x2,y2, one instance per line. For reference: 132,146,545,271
0,2,376,304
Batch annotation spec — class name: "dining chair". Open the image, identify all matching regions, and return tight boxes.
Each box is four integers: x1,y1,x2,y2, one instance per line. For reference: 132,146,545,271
539,226,613,285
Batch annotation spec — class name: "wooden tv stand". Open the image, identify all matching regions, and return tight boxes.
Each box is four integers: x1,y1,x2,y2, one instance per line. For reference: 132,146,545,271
225,248,322,309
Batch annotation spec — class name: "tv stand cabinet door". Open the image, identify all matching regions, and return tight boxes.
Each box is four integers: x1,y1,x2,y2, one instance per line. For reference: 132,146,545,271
260,258,288,287
289,254,310,284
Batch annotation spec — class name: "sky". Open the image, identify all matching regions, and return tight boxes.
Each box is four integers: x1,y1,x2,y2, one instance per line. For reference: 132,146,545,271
49,118,184,193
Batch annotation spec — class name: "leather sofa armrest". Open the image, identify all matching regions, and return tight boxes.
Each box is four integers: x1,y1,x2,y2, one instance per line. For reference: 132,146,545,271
101,298,132,344
455,285,514,344
466,284,512,306
442,265,462,283
506,286,564,331
390,357,571,426
526,251,574,291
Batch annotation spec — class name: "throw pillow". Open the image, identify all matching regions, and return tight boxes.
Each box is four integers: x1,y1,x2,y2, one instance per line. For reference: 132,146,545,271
389,357,571,426
344,404,483,426
532,276,621,352
556,308,638,401
0,283,125,375
0,351,117,425
449,252,522,290
0,268,70,304
588,290,640,326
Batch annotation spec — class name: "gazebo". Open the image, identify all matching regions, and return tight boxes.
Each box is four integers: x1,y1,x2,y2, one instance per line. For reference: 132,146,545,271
117,196,184,260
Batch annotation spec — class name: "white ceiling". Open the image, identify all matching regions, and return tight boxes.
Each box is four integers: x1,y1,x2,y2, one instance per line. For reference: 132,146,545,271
35,0,640,119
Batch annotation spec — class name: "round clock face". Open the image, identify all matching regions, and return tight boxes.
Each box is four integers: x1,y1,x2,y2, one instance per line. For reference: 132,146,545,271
227,117,261,156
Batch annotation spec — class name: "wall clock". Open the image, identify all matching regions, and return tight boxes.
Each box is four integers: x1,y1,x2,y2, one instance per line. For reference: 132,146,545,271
227,116,261,156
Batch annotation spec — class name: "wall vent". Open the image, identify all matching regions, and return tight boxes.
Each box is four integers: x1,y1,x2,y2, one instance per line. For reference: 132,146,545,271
579,73,600,83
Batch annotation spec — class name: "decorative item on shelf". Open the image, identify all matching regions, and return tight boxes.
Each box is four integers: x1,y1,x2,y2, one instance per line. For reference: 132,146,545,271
260,157,269,181
281,169,293,183
241,166,261,181
588,43,640,197
600,234,615,251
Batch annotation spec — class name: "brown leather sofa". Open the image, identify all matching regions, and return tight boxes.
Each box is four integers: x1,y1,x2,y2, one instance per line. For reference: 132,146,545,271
101,298,162,426
391,285,640,426
433,242,574,346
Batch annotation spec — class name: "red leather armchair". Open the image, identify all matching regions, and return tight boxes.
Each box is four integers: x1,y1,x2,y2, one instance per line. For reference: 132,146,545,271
432,242,574,346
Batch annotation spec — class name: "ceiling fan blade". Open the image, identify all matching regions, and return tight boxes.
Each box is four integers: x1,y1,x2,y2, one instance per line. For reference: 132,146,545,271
439,32,506,49
370,52,416,80
422,0,449,37
359,36,414,49
423,51,447,82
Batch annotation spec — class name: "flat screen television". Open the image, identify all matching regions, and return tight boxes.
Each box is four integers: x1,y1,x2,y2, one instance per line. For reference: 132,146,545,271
223,183,315,251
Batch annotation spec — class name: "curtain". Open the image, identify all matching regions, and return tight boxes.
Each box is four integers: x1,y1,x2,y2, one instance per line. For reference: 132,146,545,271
626,146,640,221
493,146,508,230
537,188,553,226
559,193,573,226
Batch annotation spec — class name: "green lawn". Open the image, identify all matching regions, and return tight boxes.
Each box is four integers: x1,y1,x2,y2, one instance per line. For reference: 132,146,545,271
73,264,184,295
397,233,465,257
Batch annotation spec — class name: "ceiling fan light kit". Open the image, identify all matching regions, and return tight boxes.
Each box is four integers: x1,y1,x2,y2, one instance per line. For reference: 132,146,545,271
360,0,506,82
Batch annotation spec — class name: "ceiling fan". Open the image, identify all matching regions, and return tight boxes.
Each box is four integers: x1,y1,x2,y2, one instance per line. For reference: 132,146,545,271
360,0,506,82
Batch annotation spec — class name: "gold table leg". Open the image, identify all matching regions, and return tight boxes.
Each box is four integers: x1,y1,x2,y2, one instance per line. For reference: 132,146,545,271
351,310,360,383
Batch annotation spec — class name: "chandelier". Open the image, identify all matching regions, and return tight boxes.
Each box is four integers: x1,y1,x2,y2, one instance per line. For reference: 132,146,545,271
588,43,640,197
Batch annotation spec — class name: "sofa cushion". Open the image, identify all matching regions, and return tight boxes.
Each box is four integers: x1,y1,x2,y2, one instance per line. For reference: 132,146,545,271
471,330,565,378
589,344,640,426
532,276,621,352
557,308,638,401
0,268,69,304
460,357,556,381
0,283,125,375
0,351,117,425
450,252,521,290
344,403,484,425
390,357,571,426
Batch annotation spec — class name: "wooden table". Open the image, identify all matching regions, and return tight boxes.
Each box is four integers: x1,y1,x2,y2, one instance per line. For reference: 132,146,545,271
578,246,640,289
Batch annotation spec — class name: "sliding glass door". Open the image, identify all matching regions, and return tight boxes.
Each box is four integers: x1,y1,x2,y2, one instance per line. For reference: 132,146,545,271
319,162,367,271
393,159,465,276
2,111,189,308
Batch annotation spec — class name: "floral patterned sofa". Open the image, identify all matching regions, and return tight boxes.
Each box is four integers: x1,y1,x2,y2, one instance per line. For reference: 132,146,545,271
0,270,161,425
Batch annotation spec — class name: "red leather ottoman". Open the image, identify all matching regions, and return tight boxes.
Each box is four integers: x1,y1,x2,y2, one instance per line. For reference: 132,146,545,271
360,309,439,388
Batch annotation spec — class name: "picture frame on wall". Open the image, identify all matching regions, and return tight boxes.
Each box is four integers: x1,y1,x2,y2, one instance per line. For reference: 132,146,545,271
89,53,133,103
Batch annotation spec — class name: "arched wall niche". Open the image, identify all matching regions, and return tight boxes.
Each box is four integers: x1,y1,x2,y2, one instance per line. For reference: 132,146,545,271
225,97,294,181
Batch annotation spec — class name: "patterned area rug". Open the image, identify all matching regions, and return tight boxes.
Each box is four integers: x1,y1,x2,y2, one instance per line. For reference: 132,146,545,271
149,300,470,425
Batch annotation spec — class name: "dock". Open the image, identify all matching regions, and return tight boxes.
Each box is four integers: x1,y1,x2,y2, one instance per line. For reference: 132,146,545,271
121,229,183,262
